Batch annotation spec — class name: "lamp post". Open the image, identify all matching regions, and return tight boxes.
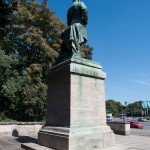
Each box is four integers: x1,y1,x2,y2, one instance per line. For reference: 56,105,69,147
123,101,127,122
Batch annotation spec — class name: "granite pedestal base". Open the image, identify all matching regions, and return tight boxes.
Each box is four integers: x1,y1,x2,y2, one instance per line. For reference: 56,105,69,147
38,57,115,150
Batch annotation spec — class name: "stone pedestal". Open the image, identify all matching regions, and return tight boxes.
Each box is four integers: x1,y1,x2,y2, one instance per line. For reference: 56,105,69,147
38,57,115,150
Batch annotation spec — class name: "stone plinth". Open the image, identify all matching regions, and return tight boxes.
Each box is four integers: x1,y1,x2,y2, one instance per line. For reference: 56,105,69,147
38,57,115,150
107,121,130,135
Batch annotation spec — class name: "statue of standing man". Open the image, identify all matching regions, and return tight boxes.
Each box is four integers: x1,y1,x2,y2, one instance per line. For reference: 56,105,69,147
61,0,88,58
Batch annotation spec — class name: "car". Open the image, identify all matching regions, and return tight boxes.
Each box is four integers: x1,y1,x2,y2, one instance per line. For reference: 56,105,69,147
138,118,148,122
106,115,112,121
130,121,144,129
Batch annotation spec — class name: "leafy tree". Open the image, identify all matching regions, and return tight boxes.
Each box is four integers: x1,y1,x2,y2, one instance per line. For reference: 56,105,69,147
127,101,142,117
106,99,124,116
0,0,17,39
81,44,93,60
106,99,146,117
0,49,19,119
42,0,48,7
0,1,66,121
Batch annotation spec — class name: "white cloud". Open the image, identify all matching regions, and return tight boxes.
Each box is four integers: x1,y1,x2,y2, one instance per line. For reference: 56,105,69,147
122,72,150,87
131,80,150,86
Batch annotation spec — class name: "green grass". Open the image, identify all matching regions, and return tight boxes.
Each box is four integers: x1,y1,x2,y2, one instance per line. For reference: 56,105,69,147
0,118,17,122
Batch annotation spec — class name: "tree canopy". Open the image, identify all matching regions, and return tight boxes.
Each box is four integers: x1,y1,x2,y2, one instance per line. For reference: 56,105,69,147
106,99,124,116
105,99,147,117
127,101,143,117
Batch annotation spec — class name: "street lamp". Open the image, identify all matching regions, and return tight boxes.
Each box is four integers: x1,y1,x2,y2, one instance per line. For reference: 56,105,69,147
125,101,127,106
123,101,128,122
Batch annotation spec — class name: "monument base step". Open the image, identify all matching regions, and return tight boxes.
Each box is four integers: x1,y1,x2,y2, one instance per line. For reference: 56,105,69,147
38,126,115,150
21,143,54,150
21,143,129,150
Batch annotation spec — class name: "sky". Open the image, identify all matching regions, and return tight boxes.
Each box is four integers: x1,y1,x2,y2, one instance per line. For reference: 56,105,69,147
41,0,150,105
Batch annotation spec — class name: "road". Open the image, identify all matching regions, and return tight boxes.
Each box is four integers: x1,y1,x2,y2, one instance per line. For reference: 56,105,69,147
131,128,150,137
131,122,150,137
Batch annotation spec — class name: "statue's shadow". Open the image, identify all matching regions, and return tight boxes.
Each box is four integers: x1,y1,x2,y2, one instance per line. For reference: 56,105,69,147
15,135,37,144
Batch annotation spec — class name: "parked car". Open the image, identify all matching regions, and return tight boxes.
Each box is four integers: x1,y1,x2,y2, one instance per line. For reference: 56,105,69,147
138,118,147,122
106,115,112,121
130,121,144,129
106,113,112,121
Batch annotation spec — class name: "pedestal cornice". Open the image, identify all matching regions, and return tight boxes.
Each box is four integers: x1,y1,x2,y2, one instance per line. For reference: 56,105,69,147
50,57,106,79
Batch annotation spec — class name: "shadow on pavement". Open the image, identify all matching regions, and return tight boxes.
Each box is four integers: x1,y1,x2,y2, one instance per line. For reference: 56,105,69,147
15,135,37,144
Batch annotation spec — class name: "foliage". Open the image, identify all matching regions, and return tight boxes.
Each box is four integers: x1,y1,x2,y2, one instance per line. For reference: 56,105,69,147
0,0,66,121
0,117,17,122
0,0,17,28
81,44,93,60
0,0,93,121
106,99,150,117
0,49,19,119
127,101,143,117
106,99,124,116
0,0,17,41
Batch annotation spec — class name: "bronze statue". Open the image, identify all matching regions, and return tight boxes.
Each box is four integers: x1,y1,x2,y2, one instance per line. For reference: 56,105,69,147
61,0,88,57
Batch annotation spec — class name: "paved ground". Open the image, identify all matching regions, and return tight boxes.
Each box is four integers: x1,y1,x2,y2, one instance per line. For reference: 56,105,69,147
115,134,150,150
0,134,37,150
0,132,150,150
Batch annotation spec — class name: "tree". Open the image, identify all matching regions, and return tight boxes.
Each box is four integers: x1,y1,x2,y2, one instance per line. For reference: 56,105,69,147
81,44,93,60
0,1,66,121
0,49,19,119
42,0,48,8
0,0,17,39
127,101,142,117
106,99,124,116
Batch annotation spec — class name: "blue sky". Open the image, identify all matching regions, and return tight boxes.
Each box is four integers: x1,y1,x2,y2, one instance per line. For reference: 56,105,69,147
42,0,150,105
